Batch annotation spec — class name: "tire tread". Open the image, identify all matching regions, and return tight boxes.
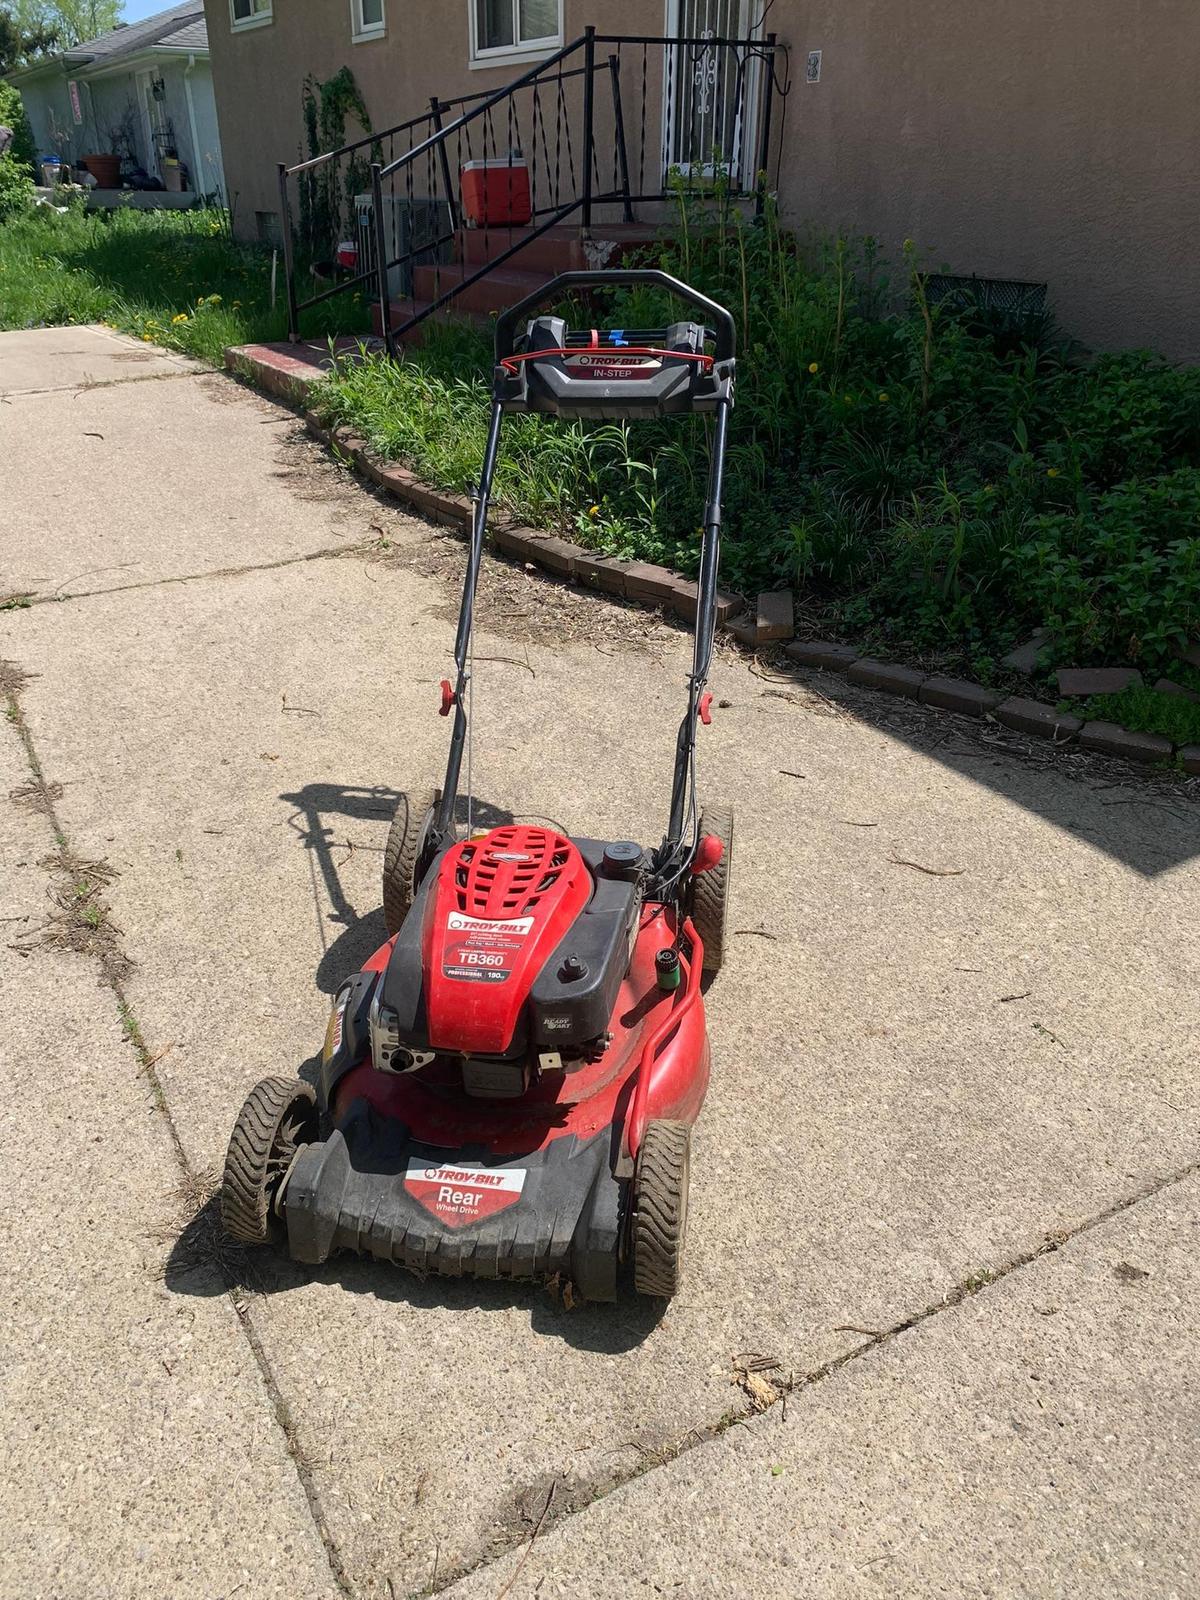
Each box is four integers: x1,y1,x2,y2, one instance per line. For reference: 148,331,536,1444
632,1119,691,1298
221,1076,316,1245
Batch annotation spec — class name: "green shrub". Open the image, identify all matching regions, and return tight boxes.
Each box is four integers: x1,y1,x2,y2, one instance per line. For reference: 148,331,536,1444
305,195,1200,678
1081,683,1200,747
0,82,35,219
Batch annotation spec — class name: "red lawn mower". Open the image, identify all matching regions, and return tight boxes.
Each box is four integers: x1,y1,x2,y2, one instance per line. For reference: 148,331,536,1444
221,271,736,1300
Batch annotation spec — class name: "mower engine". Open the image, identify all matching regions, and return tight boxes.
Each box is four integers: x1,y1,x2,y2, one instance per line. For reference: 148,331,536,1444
369,826,644,1098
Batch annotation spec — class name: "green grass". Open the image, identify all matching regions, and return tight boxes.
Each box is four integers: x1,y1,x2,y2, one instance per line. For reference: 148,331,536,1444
1081,684,1200,746
311,200,1200,683
0,203,368,365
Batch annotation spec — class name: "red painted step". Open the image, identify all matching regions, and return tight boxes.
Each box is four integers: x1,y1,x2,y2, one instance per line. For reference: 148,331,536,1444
458,223,585,274
457,220,662,275
412,261,553,316
369,296,491,345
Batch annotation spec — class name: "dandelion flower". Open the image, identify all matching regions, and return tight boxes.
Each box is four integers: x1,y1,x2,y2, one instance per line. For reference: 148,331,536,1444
141,333,153,342
807,362,819,374
588,504,600,518
877,392,889,403
1046,467,1060,478
172,313,189,324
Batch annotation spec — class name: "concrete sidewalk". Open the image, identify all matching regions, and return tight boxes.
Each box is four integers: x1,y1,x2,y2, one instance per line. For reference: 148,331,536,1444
2,326,1198,1599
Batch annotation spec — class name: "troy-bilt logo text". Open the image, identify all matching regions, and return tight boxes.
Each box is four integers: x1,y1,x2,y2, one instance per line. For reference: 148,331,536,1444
447,912,533,936
404,1160,526,1228
566,352,661,380
443,911,533,984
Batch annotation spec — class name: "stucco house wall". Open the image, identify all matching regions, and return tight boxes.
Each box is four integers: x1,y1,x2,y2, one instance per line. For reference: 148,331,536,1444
20,57,225,196
11,3,226,200
201,0,1200,358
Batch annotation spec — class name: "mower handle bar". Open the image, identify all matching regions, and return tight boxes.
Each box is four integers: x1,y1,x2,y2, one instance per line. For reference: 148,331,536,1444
494,271,736,364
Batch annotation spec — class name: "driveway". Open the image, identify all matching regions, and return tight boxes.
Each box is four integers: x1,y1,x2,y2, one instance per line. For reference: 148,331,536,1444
2,325,1198,1600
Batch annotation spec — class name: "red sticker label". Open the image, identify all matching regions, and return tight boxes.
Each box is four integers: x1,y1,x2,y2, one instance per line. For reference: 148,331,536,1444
441,911,532,983
404,1160,526,1228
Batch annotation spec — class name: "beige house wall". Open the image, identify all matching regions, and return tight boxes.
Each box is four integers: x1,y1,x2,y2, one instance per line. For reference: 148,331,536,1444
776,0,1200,361
202,0,1200,357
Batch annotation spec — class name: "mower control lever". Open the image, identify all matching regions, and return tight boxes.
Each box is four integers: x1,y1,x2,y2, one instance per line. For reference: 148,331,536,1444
494,270,737,364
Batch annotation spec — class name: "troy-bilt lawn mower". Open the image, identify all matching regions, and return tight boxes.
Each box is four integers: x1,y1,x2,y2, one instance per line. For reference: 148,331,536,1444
221,271,736,1300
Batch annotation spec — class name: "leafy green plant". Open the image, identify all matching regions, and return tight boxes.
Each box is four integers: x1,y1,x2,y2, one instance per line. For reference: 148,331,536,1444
0,80,35,218
1080,684,1200,747
299,198,1200,679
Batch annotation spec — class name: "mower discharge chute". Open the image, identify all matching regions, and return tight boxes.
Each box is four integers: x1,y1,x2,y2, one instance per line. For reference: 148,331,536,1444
221,271,736,1301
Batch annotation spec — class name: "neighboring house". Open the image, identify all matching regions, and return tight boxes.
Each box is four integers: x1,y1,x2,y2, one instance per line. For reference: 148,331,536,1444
201,0,1199,359
8,3,225,199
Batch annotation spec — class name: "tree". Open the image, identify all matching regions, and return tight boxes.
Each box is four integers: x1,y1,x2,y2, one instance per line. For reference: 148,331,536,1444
1,2,123,55
0,10,60,71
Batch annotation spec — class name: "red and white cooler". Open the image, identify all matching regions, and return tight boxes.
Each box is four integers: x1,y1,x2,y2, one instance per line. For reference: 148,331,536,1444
459,157,532,227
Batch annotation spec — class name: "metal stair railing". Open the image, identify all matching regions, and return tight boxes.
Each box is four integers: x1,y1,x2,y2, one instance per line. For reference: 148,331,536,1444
278,27,785,353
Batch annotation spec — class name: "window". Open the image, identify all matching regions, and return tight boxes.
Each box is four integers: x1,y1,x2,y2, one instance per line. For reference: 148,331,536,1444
351,0,385,41
470,0,561,66
230,0,272,29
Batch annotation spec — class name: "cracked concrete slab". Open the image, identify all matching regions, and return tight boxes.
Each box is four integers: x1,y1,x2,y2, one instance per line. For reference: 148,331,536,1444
0,331,390,601
0,721,340,1600
5,534,1198,1594
444,1171,1200,1599
5,347,1199,1597
0,323,203,398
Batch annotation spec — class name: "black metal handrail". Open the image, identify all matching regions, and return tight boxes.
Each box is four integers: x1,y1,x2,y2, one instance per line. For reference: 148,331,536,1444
278,27,783,351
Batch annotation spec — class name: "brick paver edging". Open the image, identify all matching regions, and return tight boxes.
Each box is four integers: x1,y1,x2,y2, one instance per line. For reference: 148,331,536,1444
304,412,742,624
304,413,1198,777
220,334,1195,779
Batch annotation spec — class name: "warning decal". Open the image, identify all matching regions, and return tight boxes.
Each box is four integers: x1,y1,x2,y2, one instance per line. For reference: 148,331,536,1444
405,1160,527,1228
565,352,662,380
441,910,533,984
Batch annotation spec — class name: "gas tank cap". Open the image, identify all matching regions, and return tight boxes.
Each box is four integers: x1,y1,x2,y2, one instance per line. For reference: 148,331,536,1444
601,841,643,879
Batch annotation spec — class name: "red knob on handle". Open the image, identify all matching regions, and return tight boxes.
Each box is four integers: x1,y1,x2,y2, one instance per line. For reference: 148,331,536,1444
690,834,725,875
439,679,454,716
698,691,713,726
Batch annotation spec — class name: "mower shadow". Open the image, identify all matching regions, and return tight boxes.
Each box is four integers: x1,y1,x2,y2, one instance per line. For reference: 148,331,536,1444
163,1201,664,1351
278,781,514,995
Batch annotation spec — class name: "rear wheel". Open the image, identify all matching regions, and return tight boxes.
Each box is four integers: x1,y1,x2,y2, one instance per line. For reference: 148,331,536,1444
632,1119,691,1299
221,1077,318,1245
382,787,438,935
691,804,734,975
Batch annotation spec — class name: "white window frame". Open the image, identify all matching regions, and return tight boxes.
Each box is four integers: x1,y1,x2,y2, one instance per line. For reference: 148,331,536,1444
468,0,563,70
229,0,272,33
351,0,386,43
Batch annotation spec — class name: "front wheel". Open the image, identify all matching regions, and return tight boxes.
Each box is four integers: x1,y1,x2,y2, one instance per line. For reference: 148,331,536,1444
221,1077,318,1245
631,1119,692,1299
691,804,734,976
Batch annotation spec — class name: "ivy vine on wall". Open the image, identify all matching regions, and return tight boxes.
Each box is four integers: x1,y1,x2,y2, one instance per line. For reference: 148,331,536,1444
297,67,381,261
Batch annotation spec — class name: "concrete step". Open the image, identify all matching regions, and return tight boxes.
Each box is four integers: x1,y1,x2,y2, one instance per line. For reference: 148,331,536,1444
369,296,491,346
458,223,586,273
456,221,662,275
411,261,552,316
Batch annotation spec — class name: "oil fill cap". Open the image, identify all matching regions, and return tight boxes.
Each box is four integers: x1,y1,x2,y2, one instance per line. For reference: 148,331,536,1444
602,841,643,878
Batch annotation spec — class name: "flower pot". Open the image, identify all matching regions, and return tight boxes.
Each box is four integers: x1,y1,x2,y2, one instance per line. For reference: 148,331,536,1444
82,153,121,189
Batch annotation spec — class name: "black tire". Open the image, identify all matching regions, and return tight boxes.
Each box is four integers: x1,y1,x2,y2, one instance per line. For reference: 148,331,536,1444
382,787,438,936
632,1119,691,1299
221,1077,318,1245
692,804,734,975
